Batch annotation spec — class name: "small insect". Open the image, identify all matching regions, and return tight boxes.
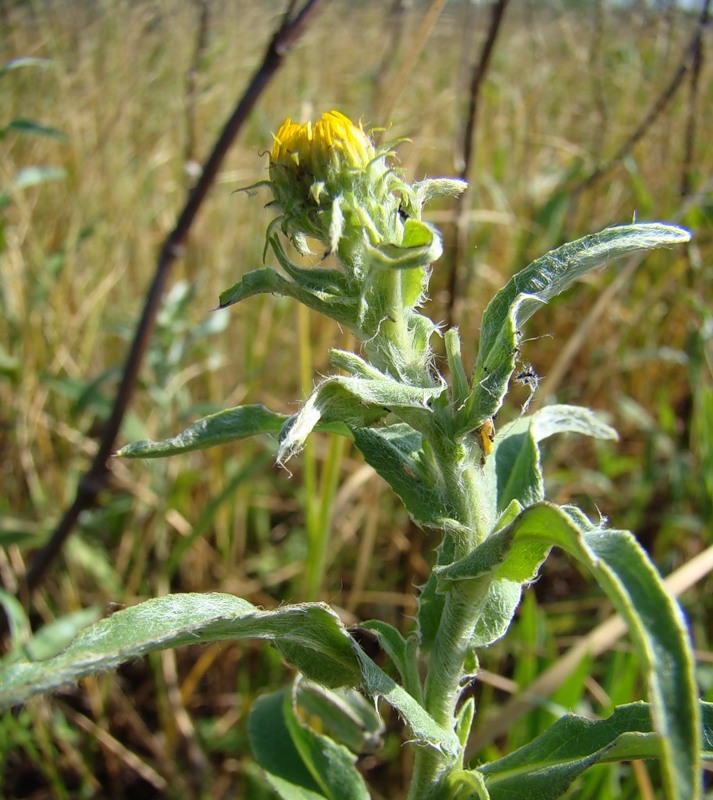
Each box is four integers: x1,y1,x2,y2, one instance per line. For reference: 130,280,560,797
477,417,496,462
515,364,540,412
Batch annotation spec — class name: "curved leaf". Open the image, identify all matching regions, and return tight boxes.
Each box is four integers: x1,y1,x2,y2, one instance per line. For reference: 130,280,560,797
478,701,713,800
464,223,691,430
219,267,359,328
494,405,617,512
278,368,444,463
450,502,700,800
0,594,362,708
117,404,286,458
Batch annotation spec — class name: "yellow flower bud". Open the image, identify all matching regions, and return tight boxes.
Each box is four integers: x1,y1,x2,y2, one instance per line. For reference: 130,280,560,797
269,110,374,187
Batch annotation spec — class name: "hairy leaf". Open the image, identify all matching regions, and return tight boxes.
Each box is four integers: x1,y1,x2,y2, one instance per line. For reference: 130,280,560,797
478,701,713,800
117,404,286,458
249,687,370,800
464,223,691,430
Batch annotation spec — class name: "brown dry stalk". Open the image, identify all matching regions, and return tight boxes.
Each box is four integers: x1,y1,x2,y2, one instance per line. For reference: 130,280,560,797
446,0,510,328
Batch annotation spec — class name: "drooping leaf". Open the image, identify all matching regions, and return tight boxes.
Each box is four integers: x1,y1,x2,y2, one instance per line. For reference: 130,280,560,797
117,404,286,458
478,701,713,800
0,592,458,759
278,372,444,463
446,502,700,800
464,223,691,431
0,594,362,708
219,267,359,329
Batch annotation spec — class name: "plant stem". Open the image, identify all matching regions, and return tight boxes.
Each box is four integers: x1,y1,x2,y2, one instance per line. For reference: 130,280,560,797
408,440,494,797
409,579,490,799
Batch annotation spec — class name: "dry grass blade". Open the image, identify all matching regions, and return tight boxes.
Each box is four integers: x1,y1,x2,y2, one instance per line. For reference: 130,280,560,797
16,0,327,603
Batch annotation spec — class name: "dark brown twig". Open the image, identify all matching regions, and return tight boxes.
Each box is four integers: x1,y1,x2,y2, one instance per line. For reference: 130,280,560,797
183,0,211,171
445,0,510,329
680,0,711,197
573,1,710,196
19,0,327,604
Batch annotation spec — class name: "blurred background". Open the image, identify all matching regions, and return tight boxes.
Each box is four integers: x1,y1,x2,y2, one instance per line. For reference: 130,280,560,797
1,1,711,797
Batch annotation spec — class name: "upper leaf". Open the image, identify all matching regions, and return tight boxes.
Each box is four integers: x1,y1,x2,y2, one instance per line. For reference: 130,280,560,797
463,223,691,431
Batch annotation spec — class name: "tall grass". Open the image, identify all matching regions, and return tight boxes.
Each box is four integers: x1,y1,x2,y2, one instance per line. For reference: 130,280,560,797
1,1,711,796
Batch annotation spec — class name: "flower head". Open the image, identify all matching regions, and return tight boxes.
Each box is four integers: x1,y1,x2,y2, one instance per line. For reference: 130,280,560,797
270,110,374,182
267,110,396,252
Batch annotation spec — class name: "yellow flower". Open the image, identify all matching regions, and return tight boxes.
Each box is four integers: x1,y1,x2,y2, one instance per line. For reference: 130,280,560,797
270,110,374,182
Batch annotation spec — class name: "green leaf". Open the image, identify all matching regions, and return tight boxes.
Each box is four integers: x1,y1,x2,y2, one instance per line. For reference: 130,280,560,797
452,502,700,800
0,594,363,708
359,620,422,701
478,701,713,800
353,644,460,759
249,685,374,800
0,592,456,759
465,223,691,431
283,687,371,800
6,119,68,141
117,404,286,458
249,689,330,800
0,57,51,77
349,425,461,532
219,267,358,329
364,220,443,271
293,679,384,756
11,166,66,190
278,370,444,463
494,405,617,512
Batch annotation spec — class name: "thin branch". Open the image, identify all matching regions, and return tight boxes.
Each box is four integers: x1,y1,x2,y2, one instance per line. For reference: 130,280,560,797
573,2,710,195
18,0,327,603
679,0,711,197
446,0,510,328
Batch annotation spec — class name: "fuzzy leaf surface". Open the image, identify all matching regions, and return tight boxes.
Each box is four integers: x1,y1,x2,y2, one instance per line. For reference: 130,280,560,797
446,502,700,799
465,223,691,430
219,267,358,328
349,424,460,531
277,372,443,462
0,594,362,708
117,404,286,458
0,593,458,759
478,701,713,800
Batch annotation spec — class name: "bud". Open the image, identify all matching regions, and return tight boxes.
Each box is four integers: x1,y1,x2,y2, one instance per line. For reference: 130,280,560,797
268,110,397,253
